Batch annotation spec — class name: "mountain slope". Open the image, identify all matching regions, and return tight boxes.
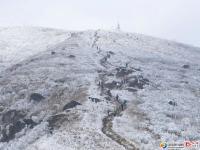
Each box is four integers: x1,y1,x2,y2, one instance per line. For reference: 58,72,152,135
0,27,69,71
0,27,200,150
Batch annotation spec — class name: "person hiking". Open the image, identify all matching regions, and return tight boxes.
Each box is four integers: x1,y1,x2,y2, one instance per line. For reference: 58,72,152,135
100,81,104,90
98,81,101,86
121,100,127,111
116,94,119,101
125,63,128,68
121,103,124,111
107,89,112,97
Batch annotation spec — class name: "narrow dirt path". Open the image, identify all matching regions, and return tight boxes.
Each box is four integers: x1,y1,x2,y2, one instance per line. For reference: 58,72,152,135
102,110,139,150
91,30,100,48
96,48,139,150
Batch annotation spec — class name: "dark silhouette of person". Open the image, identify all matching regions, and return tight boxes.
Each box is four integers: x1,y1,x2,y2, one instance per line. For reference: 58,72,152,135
100,81,104,90
116,94,119,101
107,90,112,97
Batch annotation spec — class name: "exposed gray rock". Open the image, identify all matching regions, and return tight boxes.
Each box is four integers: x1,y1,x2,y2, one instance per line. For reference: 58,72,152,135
30,93,45,102
89,97,101,103
128,75,149,89
1,121,25,142
125,87,137,92
63,101,81,111
68,55,76,58
0,110,37,142
104,81,122,89
47,114,67,131
168,101,177,106
182,64,190,69
51,51,56,55
108,51,115,55
2,110,25,124
23,119,37,129
116,67,134,77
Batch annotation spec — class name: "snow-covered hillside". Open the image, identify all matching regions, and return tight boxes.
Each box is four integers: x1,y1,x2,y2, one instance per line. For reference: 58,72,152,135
0,27,69,71
0,27,200,150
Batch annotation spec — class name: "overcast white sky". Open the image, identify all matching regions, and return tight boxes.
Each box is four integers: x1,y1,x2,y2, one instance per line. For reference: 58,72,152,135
0,0,200,47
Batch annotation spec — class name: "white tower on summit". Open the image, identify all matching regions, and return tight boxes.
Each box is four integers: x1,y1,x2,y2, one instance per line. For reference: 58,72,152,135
116,22,121,31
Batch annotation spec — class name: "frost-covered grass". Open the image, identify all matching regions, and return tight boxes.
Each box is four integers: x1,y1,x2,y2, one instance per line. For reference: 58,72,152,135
0,27,69,72
0,27,200,150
